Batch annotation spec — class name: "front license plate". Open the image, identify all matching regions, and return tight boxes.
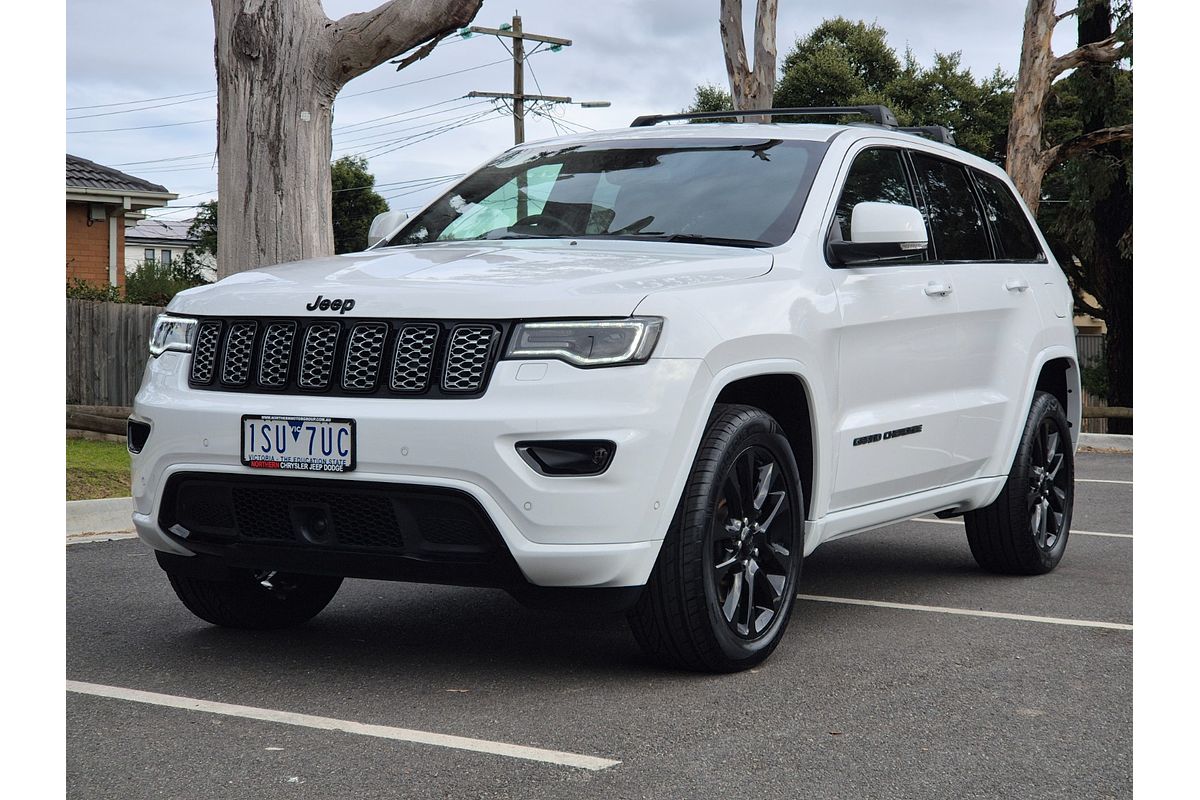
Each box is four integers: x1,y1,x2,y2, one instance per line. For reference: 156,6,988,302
241,415,356,472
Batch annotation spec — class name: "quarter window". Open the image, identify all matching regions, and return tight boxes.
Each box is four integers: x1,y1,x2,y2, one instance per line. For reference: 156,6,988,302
910,153,992,262
972,170,1044,261
832,148,915,242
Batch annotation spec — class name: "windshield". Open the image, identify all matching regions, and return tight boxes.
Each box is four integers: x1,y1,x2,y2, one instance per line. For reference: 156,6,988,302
386,137,828,249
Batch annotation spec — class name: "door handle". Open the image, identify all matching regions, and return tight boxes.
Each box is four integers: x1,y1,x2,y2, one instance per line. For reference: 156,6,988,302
924,281,953,297
1005,279,1030,292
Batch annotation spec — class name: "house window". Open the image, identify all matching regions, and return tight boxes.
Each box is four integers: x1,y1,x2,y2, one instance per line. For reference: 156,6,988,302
161,250,172,266
144,249,155,263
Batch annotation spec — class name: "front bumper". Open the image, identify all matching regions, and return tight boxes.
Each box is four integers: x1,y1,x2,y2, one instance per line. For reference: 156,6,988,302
132,353,712,588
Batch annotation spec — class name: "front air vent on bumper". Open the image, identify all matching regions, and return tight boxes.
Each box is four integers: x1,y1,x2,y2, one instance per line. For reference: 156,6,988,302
186,317,507,398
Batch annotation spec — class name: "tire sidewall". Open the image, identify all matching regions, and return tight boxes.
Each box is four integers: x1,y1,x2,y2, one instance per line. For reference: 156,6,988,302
1013,393,1074,571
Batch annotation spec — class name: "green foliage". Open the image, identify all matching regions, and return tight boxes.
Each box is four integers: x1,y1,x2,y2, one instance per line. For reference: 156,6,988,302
685,84,736,122
187,200,218,258
771,18,1013,161
124,259,210,306
66,278,120,302
331,156,389,254
1080,344,1109,398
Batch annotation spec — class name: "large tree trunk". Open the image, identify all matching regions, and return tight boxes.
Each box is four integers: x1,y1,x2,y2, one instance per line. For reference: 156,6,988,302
719,0,778,123
1006,0,1131,215
212,0,483,278
1077,1,1133,434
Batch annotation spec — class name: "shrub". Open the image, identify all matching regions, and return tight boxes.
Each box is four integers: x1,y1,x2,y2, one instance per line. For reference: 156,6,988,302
124,258,210,306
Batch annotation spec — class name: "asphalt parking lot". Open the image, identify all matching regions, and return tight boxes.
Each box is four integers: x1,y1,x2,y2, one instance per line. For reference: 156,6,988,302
66,451,1132,799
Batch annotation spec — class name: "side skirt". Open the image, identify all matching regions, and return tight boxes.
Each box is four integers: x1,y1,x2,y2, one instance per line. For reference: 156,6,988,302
803,476,1007,555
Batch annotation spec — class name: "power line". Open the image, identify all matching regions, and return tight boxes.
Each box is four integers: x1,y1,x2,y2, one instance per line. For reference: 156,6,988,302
339,59,509,99
68,117,216,135
66,93,216,120
66,89,214,111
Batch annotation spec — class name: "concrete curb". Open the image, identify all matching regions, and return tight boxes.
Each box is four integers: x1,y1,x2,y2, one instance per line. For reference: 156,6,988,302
66,496,135,537
1079,433,1132,453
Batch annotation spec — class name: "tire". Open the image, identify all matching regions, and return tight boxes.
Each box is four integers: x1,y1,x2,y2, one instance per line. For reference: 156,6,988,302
166,568,343,630
628,404,805,672
964,391,1074,575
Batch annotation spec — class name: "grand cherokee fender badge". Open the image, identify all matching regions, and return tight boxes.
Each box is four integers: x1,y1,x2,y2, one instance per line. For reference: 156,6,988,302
306,295,356,314
853,424,923,447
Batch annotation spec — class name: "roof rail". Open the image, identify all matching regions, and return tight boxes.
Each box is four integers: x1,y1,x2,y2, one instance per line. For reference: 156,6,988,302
629,105,900,128
897,125,956,145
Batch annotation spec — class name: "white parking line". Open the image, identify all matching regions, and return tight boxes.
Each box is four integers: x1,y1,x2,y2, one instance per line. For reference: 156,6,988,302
66,532,138,545
796,594,1133,630
66,681,620,771
1076,478,1133,485
911,517,1131,539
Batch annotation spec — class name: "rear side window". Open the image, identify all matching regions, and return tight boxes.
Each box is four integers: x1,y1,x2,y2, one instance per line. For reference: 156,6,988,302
832,148,915,242
972,170,1045,261
910,153,992,262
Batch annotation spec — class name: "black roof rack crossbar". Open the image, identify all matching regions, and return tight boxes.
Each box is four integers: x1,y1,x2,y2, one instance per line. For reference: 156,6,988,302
630,105,900,128
897,125,956,145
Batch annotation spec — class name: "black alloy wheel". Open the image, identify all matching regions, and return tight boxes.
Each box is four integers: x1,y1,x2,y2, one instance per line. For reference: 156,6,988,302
709,446,796,639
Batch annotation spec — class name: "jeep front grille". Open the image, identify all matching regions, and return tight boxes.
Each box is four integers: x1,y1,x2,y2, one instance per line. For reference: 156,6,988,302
187,317,507,398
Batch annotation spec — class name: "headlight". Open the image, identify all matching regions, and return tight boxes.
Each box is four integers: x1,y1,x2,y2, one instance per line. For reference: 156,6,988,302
505,317,663,367
148,314,198,357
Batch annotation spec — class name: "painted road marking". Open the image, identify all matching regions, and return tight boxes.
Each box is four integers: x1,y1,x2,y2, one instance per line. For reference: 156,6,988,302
796,595,1132,631
66,681,621,771
1076,478,1132,485
912,517,1131,539
66,532,138,545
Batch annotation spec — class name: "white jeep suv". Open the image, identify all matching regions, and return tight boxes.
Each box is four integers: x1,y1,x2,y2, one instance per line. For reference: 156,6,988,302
131,106,1079,672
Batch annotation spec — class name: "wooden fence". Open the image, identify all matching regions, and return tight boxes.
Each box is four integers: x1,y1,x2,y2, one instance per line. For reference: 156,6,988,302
67,299,164,407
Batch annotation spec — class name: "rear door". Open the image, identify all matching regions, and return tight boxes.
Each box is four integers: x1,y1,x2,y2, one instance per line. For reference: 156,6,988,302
942,165,1051,479
826,145,963,511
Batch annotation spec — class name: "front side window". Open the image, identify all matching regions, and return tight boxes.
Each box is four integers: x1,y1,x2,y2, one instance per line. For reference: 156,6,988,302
972,170,1045,261
832,148,915,242
389,138,827,248
910,153,992,262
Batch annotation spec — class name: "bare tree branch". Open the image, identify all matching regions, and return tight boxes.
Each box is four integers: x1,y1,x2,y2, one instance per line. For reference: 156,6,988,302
390,34,445,71
1076,297,1108,321
1055,6,1079,22
1041,124,1133,171
325,0,483,85
1051,34,1130,77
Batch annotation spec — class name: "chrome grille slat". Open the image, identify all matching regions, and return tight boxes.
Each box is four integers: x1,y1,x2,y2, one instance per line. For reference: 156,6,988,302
390,324,439,392
190,320,222,385
443,325,498,393
298,322,340,389
342,323,389,391
220,321,257,386
258,322,297,387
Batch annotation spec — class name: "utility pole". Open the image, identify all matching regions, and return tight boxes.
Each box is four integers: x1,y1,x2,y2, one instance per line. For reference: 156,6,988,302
464,14,574,145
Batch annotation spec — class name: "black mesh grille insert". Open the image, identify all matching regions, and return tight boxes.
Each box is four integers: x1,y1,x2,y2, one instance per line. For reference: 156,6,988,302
187,317,505,398
190,320,222,385
342,323,389,391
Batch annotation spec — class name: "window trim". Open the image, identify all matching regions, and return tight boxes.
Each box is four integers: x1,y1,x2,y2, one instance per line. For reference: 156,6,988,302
905,150,996,265
968,167,1048,264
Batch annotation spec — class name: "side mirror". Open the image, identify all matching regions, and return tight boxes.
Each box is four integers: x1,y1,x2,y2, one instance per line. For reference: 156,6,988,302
830,202,928,266
367,210,410,248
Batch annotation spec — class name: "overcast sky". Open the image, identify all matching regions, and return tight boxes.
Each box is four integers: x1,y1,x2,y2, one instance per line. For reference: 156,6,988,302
66,1,1074,220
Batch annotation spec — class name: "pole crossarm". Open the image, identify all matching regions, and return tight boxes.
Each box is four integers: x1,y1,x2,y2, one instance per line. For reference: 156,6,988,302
468,90,573,104
467,26,572,47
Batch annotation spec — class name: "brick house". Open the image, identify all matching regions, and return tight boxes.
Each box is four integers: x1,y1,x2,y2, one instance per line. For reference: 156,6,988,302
66,154,177,290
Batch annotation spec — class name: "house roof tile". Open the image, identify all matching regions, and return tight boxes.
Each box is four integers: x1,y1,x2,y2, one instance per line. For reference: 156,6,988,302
66,154,170,194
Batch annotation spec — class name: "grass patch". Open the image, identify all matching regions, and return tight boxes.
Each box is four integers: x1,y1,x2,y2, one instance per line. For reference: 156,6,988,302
67,439,131,500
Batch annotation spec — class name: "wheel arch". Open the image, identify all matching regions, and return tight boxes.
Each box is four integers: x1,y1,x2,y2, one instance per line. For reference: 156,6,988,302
707,367,824,522
994,346,1082,495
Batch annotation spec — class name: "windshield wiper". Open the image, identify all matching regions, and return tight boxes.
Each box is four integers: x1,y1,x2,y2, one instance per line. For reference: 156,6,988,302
616,232,773,248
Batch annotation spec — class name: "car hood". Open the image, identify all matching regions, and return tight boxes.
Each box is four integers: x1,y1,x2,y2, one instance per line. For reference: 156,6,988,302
168,239,773,319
